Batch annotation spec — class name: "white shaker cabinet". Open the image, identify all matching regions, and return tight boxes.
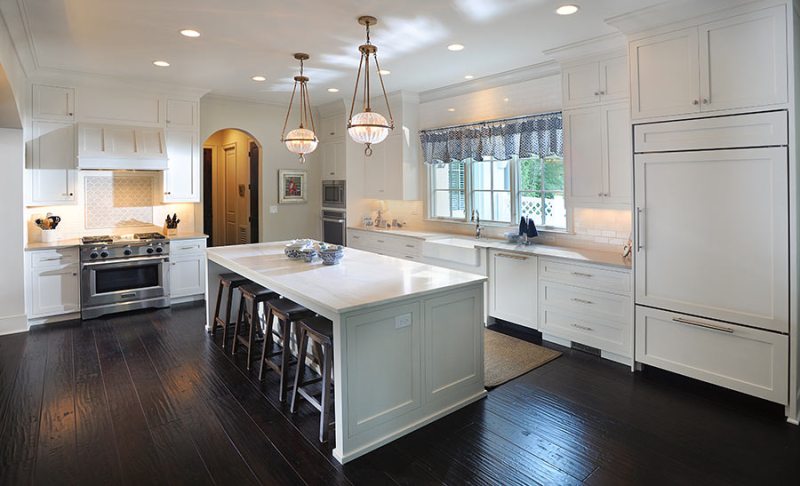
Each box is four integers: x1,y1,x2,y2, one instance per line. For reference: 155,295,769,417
634,147,789,333
562,56,628,109
630,27,700,120
488,249,538,329
27,248,80,319
29,120,76,204
163,130,200,202
32,84,75,122
322,140,346,180
698,6,788,113
565,102,631,207
166,99,198,129
630,5,787,120
169,238,207,301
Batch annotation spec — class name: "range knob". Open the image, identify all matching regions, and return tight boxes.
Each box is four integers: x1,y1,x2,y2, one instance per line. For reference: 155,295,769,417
100,251,109,258
146,247,155,254
123,249,132,256
155,246,163,253
89,252,99,259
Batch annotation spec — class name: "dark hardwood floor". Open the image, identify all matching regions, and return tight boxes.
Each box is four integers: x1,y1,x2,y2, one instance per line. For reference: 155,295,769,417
1,302,799,485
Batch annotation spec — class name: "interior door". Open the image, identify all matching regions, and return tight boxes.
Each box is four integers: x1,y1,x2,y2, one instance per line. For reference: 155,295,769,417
224,144,238,245
699,5,788,112
634,147,788,332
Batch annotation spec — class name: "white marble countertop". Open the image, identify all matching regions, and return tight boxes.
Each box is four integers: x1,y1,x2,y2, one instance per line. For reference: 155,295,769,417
24,232,208,251
206,241,487,315
347,226,631,269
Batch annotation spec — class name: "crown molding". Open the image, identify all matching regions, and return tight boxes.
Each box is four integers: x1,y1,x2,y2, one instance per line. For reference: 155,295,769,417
0,0,36,77
543,32,626,64
30,67,211,98
200,92,288,108
605,0,771,36
419,60,559,103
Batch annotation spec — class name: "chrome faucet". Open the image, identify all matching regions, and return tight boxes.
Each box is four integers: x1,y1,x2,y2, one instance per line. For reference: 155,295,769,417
471,210,483,239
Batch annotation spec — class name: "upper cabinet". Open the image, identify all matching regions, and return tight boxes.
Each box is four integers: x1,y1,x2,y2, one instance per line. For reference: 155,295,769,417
77,124,167,169
166,99,198,129
163,130,200,202
33,85,75,122
362,132,420,200
29,120,76,205
319,114,346,142
630,5,787,120
562,55,628,109
322,140,346,180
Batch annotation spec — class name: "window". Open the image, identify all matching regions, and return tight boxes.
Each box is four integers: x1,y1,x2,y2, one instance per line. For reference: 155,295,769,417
431,161,466,219
518,155,566,229
423,111,565,230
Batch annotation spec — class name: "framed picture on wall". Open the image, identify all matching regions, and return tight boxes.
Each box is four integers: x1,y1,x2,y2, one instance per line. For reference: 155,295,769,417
278,169,307,204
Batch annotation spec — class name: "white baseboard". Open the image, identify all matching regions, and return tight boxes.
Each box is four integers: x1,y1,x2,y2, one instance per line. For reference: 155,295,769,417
171,294,205,305
27,312,81,328
0,313,28,336
543,333,632,366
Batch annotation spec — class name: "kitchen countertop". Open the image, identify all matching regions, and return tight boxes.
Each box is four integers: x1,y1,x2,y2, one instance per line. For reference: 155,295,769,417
24,232,209,251
348,226,631,269
207,241,487,315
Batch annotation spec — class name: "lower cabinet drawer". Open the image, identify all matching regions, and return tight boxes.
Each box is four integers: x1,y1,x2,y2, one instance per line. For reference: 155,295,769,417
539,258,630,294
31,247,79,268
540,306,631,357
539,281,630,321
170,238,206,256
635,306,788,404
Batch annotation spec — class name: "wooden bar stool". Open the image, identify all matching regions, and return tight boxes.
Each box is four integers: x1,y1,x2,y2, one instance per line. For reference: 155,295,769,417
258,298,314,402
231,283,277,369
211,273,250,349
290,315,334,443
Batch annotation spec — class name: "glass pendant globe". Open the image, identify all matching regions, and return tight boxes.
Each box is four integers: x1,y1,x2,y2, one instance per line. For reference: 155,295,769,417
348,111,390,145
284,127,318,156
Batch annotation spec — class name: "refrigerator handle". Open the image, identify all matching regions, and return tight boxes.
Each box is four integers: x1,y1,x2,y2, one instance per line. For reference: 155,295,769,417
636,207,644,251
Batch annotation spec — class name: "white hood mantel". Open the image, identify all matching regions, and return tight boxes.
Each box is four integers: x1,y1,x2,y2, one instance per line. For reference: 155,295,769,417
77,123,168,170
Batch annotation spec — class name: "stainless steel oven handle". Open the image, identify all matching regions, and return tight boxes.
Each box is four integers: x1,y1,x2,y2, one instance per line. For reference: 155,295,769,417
322,218,346,223
81,256,169,267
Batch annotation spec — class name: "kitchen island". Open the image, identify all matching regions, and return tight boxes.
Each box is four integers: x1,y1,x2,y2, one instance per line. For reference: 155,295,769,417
205,241,487,463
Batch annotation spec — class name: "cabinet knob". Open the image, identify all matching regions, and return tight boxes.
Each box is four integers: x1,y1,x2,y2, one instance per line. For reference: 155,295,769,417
598,192,604,197
702,98,709,104
692,99,699,105
68,112,73,116
599,91,605,95
594,91,600,96
165,191,172,195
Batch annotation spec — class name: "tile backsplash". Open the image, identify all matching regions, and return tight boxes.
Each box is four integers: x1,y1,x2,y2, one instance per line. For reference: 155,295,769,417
26,171,197,242
85,174,154,228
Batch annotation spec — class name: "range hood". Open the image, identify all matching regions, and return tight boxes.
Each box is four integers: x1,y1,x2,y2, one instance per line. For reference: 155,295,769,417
77,123,168,170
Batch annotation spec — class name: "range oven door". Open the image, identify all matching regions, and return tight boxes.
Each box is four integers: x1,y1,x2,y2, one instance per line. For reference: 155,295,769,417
81,256,170,308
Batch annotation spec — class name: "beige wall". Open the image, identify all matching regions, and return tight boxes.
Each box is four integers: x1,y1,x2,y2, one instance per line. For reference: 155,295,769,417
0,128,25,334
200,96,322,242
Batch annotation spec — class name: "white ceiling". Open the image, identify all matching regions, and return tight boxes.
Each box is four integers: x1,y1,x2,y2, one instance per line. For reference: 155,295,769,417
3,0,668,104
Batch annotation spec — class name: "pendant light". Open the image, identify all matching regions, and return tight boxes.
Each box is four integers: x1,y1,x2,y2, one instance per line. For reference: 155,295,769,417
280,53,318,163
347,16,394,156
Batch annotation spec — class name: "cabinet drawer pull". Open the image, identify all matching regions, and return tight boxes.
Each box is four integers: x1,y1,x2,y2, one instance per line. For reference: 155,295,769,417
672,317,734,334
571,298,593,305
496,253,527,261
692,99,700,105
352,235,360,239
571,323,594,332
404,244,415,248
41,257,63,261
404,256,414,259
179,246,196,250
376,239,385,243
636,207,644,251
571,271,593,278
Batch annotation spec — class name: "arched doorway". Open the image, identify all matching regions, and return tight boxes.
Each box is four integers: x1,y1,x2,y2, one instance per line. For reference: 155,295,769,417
202,129,262,247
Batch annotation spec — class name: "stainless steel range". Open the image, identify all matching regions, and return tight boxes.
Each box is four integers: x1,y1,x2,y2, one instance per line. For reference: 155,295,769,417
80,232,170,320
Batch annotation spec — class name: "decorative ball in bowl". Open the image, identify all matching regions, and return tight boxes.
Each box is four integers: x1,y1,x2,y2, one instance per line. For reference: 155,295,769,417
300,248,317,263
318,244,345,265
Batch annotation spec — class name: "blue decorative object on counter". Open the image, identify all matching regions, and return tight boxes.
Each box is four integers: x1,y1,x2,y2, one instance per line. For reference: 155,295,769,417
285,239,314,259
318,243,345,265
300,248,317,263
518,216,528,236
526,218,538,238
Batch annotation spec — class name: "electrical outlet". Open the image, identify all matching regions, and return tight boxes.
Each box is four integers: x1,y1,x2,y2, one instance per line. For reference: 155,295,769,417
269,205,278,214
395,313,412,329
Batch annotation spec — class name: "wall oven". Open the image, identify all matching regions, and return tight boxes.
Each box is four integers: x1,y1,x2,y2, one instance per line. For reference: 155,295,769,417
322,180,346,209
80,240,170,319
322,209,347,245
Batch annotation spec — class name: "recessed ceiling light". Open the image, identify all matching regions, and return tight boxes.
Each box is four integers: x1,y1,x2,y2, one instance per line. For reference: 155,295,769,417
447,108,456,112
556,4,580,15
152,60,170,67
447,44,465,51
379,69,391,75
251,75,267,82
464,74,474,80
180,29,200,38
503,97,509,102
327,88,339,93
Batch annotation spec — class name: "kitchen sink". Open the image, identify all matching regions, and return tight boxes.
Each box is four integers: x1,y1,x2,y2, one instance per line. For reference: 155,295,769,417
422,237,481,265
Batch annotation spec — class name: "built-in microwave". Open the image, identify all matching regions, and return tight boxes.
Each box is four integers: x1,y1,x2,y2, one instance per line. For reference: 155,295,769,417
322,180,346,209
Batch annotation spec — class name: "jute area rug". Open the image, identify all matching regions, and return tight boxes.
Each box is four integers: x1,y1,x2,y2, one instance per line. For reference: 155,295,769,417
484,329,562,388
